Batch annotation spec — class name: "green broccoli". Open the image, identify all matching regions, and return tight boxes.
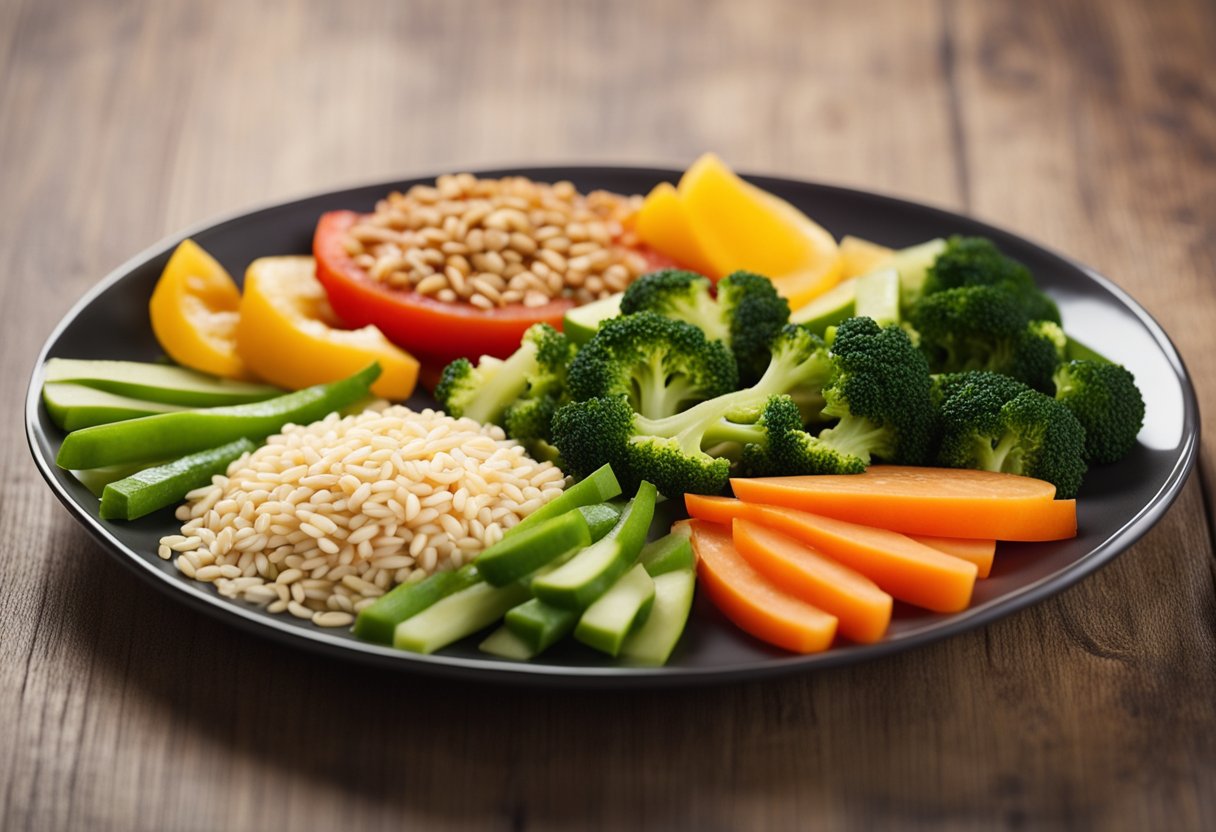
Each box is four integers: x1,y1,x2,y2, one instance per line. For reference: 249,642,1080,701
912,285,1065,390
923,236,1061,323
619,268,791,383
435,323,575,450
566,312,738,419
1052,359,1145,463
935,370,1087,498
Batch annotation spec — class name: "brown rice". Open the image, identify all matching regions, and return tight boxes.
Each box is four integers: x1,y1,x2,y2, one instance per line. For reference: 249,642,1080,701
160,405,566,628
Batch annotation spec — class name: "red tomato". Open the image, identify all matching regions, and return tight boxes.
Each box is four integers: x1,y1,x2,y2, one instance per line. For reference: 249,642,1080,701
313,211,574,366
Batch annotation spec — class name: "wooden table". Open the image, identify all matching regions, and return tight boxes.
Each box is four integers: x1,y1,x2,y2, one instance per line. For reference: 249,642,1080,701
2,1,1213,829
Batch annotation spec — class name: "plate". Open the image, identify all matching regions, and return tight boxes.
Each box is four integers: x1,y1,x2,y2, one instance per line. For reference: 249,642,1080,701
25,167,1200,686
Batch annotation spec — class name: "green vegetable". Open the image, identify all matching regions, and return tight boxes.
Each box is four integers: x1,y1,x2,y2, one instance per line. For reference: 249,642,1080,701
1064,337,1111,364
922,236,1060,323
574,563,656,656
1052,360,1145,463
853,268,900,326
505,463,620,537
933,370,1088,498
353,565,483,645
475,510,592,587
578,502,624,541
393,580,531,654
619,569,696,666
532,481,657,610
620,269,790,384
73,462,165,498
503,598,578,654
478,625,541,660
43,383,187,431
567,312,738,419
790,276,857,332
638,530,696,576
99,438,255,521
435,323,575,454
42,358,281,406
56,364,380,470
563,292,623,345
888,238,947,312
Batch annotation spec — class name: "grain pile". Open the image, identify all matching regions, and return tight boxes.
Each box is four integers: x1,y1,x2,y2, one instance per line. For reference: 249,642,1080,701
159,406,566,628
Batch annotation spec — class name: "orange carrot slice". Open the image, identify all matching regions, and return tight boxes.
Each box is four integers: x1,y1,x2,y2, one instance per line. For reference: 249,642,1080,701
730,466,1076,541
687,519,838,653
685,495,976,613
732,519,892,643
912,535,996,579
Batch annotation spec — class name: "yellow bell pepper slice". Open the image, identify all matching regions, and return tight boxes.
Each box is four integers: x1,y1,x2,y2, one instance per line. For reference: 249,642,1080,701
235,256,419,400
149,239,252,380
634,182,719,277
837,235,895,280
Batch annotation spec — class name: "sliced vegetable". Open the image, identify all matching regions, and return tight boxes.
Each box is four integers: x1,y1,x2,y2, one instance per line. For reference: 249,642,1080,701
475,510,592,587
506,463,620,538
732,519,892,643
562,292,624,346
43,383,186,431
531,481,657,610
789,275,858,332
43,358,280,407
837,235,894,279
149,239,252,379
479,625,540,661
729,465,1077,541
634,181,719,277
236,255,419,399
619,569,696,666
853,268,900,326
393,580,531,654
72,461,164,498
57,363,380,470
890,238,947,312
579,502,625,541
913,535,997,579
353,565,483,645
688,519,837,654
504,598,578,654
99,438,255,521
685,495,976,613
574,563,656,656
314,210,572,365
638,531,696,576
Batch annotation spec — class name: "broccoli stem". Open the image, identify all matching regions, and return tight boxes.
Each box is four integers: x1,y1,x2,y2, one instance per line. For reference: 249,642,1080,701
816,414,893,465
977,432,1026,475
461,342,538,424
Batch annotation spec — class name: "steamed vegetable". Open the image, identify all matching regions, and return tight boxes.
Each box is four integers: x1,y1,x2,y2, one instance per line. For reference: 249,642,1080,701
43,358,280,407
1052,359,1145,463
99,438,255,521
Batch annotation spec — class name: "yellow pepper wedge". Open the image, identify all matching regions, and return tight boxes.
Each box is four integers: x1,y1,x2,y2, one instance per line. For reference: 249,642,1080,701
149,239,253,380
634,182,719,277
837,235,895,280
235,256,419,400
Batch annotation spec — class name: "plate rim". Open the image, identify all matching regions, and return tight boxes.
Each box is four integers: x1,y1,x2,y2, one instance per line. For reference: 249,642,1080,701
24,165,1202,687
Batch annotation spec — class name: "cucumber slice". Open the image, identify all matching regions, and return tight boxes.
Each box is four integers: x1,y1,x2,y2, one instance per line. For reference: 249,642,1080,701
43,358,281,407
574,563,656,656
393,580,531,654
503,598,578,654
505,463,621,538
853,268,900,326
99,438,255,521
475,510,591,587
890,238,946,311
43,383,187,431
563,293,623,346
1065,337,1112,364
353,564,482,644
619,569,696,666
479,625,540,661
72,461,165,498
790,277,856,332
639,531,695,576
531,481,657,610
579,502,623,541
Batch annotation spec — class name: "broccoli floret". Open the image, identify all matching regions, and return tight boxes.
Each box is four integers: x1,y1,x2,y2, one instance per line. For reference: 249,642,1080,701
935,371,1087,498
620,268,790,384
567,312,737,419
924,236,1061,324
435,323,575,444
1053,360,1145,463
1010,320,1068,392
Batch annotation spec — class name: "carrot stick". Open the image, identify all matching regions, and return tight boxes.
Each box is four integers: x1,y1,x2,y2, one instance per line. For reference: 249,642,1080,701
912,535,996,579
729,466,1076,541
686,495,977,613
732,519,892,644
687,519,838,653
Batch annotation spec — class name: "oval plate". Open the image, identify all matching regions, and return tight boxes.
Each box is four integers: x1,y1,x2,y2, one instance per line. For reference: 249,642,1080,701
25,167,1200,687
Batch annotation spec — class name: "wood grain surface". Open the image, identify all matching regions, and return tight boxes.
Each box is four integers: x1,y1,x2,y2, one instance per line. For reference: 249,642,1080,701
2,0,1214,829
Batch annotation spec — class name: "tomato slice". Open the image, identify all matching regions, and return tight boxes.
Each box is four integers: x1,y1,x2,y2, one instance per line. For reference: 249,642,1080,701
313,211,574,366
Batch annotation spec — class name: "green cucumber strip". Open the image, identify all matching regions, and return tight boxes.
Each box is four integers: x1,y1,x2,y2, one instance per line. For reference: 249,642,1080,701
619,569,696,666
72,461,165,498
574,563,656,657
639,532,696,576
99,438,255,521
478,625,541,661
43,383,187,431
531,481,657,610
790,277,856,332
475,510,591,587
1065,337,1112,364
563,292,623,346
505,463,621,538
504,598,578,654
579,502,623,541
891,238,946,312
393,580,531,654
854,268,900,326
57,363,380,470
43,358,281,406
353,564,482,645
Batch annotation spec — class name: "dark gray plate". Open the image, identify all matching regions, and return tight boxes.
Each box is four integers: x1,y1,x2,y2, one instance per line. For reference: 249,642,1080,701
25,167,1200,686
